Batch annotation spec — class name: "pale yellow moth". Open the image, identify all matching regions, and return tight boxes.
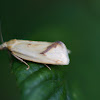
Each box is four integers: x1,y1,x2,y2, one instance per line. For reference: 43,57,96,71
0,39,70,70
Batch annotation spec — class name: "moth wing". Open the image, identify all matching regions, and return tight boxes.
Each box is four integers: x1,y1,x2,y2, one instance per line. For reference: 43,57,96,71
42,41,70,65
8,40,69,65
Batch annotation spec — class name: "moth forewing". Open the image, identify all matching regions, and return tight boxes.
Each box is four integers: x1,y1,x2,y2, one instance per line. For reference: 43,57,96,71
42,43,69,65
0,39,70,70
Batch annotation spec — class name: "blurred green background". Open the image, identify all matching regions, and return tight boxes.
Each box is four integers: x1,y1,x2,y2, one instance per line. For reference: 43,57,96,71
0,0,100,100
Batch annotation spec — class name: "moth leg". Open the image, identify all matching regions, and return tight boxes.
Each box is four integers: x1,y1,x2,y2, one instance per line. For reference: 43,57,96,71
12,53,30,70
44,64,51,70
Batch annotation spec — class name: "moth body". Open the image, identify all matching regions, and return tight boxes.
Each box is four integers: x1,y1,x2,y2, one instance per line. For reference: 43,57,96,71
0,39,70,70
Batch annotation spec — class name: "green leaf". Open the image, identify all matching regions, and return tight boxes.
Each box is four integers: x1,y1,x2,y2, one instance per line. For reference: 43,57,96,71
12,58,68,100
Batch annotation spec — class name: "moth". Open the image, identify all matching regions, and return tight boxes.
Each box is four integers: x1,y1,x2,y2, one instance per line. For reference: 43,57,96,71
0,39,70,70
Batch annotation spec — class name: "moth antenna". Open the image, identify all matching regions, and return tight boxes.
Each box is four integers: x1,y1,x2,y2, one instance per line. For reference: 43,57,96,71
0,21,4,43
0,21,12,68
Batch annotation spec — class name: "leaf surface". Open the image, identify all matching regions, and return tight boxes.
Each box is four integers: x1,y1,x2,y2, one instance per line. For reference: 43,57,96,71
12,59,67,100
